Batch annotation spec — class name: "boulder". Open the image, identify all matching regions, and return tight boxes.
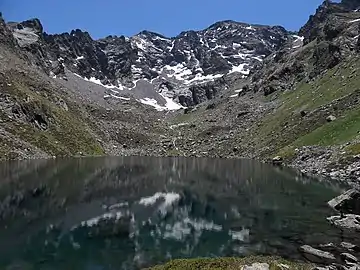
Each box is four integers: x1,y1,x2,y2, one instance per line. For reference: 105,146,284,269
184,107,195,114
300,245,337,264
326,115,337,122
243,263,269,270
300,110,308,117
340,253,358,264
327,214,360,231
206,103,216,110
272,156,283,165
328,189,360,215
341,242,360,252
237,111,250,118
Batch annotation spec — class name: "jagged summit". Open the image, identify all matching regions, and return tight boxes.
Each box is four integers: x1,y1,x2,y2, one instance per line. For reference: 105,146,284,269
8,18,43,33
137,30,169,39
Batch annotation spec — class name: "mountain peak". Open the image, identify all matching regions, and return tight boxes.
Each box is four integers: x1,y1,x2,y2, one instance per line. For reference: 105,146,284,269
68,29,93,40
11,18,43,34
208,20,241,28
137,30,169,39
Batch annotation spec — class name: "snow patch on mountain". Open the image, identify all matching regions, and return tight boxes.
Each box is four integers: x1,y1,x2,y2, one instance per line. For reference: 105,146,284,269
230,63,250,74
139,96,182,111
73,73,125,90
292,35,304,49
104,94,130,101
349,18,360,23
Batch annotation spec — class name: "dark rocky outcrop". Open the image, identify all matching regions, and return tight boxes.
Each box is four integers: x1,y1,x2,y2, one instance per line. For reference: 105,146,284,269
328,189,360,215
186,77,228,106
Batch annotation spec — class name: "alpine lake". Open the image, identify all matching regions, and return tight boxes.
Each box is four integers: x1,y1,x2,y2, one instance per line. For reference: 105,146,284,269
0,156,351,269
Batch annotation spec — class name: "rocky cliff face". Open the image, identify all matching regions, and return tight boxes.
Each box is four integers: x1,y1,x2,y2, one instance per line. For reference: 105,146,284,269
0,14,19,50
5,18,290,109
244,0,360,96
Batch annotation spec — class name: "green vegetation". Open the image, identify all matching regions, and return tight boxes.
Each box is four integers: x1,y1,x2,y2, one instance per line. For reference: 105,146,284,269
345,143,360,155
0,70,104,157
170,105,208,125
171,112,193,124
291,108,360,147
146,256,312,270
252,55,360,158
276,146,297,161
166,148,182,157
170,111,198,125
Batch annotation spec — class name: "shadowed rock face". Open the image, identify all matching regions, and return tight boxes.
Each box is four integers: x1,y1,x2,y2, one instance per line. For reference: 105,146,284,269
342,0,360,10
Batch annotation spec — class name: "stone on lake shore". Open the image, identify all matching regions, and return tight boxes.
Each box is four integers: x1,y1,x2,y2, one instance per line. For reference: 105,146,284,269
327,214,360,231
299,245,337,265
328,189,360,215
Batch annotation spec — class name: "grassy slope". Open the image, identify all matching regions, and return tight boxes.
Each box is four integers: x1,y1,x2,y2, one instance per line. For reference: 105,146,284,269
146,256,311,270
251,55,360,159
0,69,104,158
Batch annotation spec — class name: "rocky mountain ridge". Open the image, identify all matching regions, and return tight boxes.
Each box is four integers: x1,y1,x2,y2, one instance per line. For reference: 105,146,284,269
6,17,292,108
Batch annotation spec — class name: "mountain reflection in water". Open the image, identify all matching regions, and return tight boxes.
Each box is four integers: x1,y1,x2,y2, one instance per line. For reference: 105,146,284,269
0,156,348,270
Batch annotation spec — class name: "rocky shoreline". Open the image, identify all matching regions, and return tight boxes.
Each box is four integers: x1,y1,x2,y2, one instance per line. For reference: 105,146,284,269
287,147,360,189
296,188,360,270
1,144,359,189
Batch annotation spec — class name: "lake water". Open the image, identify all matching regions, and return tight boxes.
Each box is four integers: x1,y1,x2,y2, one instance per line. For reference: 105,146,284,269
0,156,349,269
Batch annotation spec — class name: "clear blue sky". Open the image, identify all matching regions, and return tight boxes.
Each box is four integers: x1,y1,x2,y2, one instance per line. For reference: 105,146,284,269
1,0,324,39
